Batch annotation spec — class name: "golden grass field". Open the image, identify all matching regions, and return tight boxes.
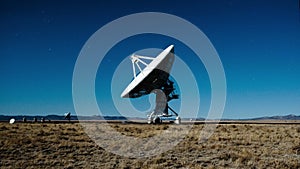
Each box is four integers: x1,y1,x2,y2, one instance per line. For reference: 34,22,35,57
0,122,299,168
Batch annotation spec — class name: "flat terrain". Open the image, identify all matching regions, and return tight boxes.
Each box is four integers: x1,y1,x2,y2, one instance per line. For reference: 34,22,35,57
0,122,299,168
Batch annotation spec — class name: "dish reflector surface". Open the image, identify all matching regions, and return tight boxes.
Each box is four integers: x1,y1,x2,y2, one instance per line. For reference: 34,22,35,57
9,118,15,124
121,45,175,98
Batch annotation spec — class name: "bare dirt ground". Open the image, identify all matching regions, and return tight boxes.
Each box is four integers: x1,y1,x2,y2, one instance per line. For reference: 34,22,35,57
0,122,299,168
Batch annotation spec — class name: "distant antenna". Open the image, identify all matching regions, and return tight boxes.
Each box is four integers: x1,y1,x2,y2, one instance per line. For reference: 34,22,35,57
33,117,37,123
64,112,71,122
9,118,15,124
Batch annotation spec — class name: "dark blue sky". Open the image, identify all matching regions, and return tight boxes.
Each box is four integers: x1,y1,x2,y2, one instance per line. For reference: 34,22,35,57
1,0,300,118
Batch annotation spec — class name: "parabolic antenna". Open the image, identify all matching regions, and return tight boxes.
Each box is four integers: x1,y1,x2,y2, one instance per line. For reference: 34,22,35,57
64,112,71,122
9,118,15,124
121,45,181,124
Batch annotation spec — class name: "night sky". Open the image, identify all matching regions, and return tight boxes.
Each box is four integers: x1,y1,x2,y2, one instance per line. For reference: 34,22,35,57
1,0,300,119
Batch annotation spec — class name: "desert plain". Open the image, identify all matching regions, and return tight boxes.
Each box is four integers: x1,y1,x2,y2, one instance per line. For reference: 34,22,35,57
0,122,299,168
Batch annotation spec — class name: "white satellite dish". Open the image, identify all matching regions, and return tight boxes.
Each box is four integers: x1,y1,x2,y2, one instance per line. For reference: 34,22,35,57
121,45,181,124
9,118,15,124
64,112,71,122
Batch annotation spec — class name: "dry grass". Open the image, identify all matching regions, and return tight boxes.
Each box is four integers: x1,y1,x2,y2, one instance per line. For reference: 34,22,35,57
0,122,299,168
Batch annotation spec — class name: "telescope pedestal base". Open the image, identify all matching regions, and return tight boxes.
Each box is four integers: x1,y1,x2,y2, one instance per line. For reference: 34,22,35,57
147,107,181,124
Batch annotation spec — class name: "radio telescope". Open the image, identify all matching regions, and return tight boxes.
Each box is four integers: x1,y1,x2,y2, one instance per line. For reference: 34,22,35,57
64,112,71,122
9,118,15,124
121,45,181,124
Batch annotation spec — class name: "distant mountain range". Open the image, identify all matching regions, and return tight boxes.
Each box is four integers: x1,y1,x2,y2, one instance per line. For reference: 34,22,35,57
246,114,300,120
0,114,299,122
